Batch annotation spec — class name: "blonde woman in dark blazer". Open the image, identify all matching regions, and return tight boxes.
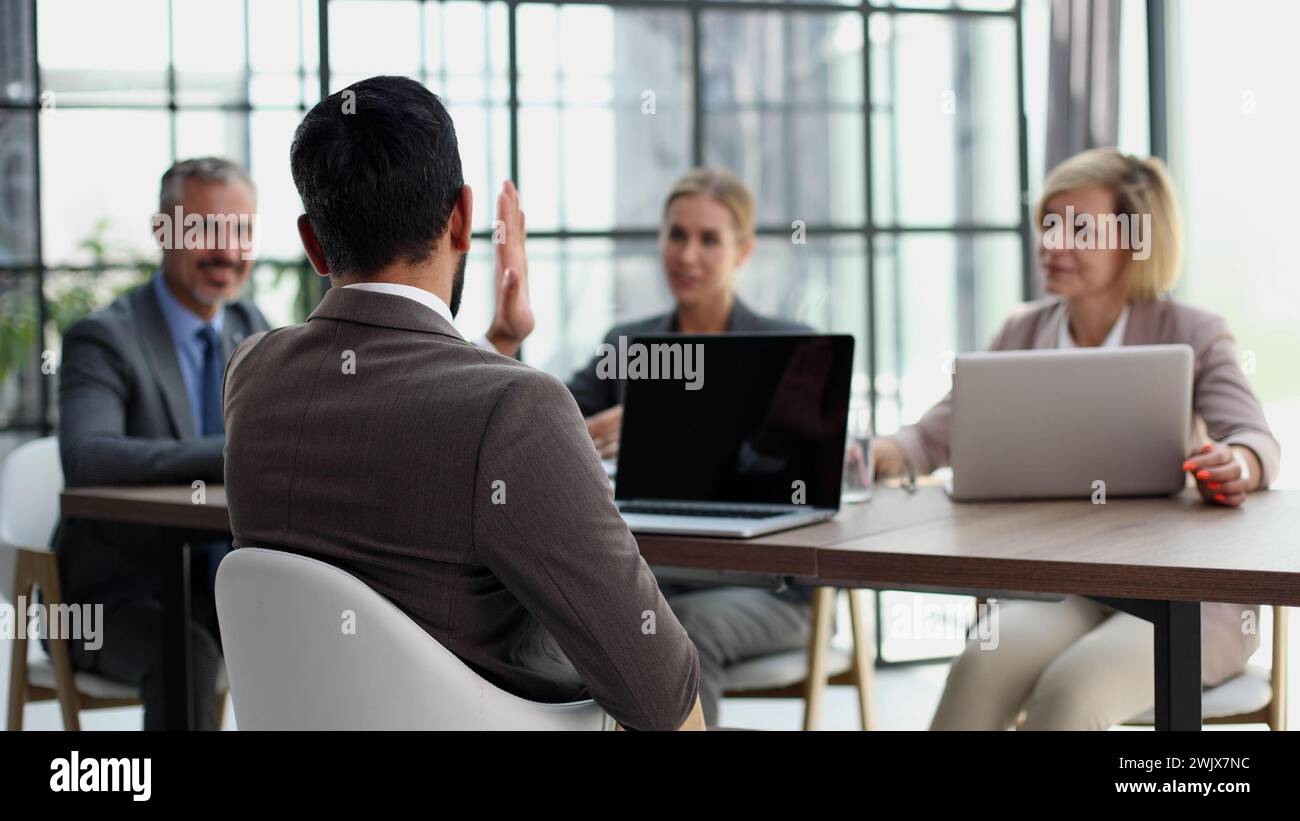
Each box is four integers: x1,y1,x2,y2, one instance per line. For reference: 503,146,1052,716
872,148,1281,730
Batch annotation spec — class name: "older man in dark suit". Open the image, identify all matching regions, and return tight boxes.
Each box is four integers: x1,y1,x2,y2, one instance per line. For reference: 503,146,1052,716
54,158,269,730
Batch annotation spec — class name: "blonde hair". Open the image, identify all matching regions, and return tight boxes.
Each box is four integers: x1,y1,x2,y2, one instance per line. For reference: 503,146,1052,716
1036,148,1183,301
662,167,756,245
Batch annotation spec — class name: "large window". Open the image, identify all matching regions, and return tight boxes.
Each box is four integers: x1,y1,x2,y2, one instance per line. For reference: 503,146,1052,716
0,0,1031,448
1168,0,1300,490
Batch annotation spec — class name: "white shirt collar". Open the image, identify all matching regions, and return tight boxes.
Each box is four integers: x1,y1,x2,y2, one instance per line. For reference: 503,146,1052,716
1057,302,1130,349
343,282,459,333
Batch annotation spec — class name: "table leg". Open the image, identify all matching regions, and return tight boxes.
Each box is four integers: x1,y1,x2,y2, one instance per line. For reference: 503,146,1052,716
1091,597,1201,731
161,540,195,730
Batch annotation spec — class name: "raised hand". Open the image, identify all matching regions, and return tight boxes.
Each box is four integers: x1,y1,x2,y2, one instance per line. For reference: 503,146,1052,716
486,180,534,356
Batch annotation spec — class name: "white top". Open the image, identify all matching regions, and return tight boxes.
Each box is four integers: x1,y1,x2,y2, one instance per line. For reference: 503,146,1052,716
342,281,499,351
1056,302,1130,349
344,281,457,328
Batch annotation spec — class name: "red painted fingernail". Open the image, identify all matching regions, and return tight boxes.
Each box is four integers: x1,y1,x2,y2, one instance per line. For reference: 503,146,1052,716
1196,470,1211,480
1214,493,1226,502
1181,461,1197,471
1202,444,1213,453
1208,482,1221,490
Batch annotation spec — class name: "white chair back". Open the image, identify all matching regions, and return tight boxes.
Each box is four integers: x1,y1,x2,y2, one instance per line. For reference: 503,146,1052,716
215,547,612,730
0,437,62,552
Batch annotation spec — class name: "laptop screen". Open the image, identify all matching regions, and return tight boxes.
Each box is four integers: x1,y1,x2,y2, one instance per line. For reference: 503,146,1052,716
614,333,854,509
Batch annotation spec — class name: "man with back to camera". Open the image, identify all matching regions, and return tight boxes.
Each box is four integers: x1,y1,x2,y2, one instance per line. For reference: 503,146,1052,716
222,76,704,730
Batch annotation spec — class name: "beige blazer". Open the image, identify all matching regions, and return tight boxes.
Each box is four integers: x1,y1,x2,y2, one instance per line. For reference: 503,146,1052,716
222,287,700,730
893,296,1282,686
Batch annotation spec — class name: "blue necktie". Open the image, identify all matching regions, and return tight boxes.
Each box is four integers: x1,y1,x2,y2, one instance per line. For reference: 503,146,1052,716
195,325,230,597
196,326,224,436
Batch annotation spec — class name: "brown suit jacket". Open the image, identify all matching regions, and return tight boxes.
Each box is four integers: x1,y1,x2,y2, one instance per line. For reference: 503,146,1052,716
893,296,1282,686
222,287,699,730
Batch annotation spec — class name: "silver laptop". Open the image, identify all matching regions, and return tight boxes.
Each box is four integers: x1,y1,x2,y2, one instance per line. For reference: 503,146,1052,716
615,334,854,538
949,344,1193,501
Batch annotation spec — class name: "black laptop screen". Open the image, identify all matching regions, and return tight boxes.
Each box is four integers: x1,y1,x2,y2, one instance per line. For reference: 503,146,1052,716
613,334,853,509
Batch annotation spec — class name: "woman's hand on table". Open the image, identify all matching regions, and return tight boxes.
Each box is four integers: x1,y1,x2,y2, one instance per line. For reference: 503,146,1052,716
1183,442,1260,508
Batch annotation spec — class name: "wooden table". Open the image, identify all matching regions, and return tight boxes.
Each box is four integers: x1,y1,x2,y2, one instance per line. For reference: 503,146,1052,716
61,484,1300,731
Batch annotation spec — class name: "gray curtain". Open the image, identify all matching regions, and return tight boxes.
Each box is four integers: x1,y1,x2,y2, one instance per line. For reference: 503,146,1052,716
1045,0,1122,173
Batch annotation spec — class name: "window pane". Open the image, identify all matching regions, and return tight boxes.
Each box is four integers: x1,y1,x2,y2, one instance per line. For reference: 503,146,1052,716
38,0,169,106
173,0,247,106
1174,0,1300,488
1116,0,1150,157
869,12,1019,227
0,271,42,428
738,235,869,383
878,590,976,663
40,108,171,265
0,110,38,265
249,0,320,106
248,262,315,328
250,0,307,74
449,242,496,344
518,238,644,378
711,0,858,5
872,232,1021,434
701,11,865,228
446,102,510,233
881,0,1016,9
249,110,304,261
2,0,36,102
328,0,421,89
175,109,247,164
518,5,691,231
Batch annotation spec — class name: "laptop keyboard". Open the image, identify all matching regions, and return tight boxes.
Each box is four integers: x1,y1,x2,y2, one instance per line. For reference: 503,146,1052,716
618,502,787,520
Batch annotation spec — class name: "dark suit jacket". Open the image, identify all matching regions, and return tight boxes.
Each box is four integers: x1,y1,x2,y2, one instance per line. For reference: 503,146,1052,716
54,279,269,608
566,298,813,417
222,287,701,731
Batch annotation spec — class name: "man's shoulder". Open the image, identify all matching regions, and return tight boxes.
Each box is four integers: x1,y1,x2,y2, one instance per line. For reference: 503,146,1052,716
226,296,271,334
434,348,579,427
235,320,571,406
63,281,152,344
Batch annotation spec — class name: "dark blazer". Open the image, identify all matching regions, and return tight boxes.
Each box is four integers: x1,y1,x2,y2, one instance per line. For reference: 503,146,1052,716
222,287,701,731
54,279,269,608
566,298,813,417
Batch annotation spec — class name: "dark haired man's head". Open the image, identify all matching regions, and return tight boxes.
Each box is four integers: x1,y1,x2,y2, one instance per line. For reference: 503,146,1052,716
290,75,470,315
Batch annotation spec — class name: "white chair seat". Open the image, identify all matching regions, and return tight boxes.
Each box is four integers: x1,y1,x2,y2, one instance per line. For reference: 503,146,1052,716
217,547,610,730
26,658,139,701
1128,664,1273,723
723,647,854,691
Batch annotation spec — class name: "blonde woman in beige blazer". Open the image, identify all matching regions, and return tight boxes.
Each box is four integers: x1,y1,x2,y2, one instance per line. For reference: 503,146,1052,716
873,148,1281,730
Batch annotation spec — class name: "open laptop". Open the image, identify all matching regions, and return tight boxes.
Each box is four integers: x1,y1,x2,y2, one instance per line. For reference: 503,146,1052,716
615,333,854,538
949,344,1194,501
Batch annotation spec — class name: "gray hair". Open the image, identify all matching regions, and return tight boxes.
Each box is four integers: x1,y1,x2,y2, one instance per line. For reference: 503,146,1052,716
158,157,256,212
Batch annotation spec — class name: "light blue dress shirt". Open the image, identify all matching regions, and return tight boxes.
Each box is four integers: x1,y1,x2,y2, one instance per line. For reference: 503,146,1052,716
153,272,225,436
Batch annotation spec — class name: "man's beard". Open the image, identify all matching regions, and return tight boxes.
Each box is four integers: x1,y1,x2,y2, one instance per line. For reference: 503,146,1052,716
164,258,239,308
449,252,467,317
